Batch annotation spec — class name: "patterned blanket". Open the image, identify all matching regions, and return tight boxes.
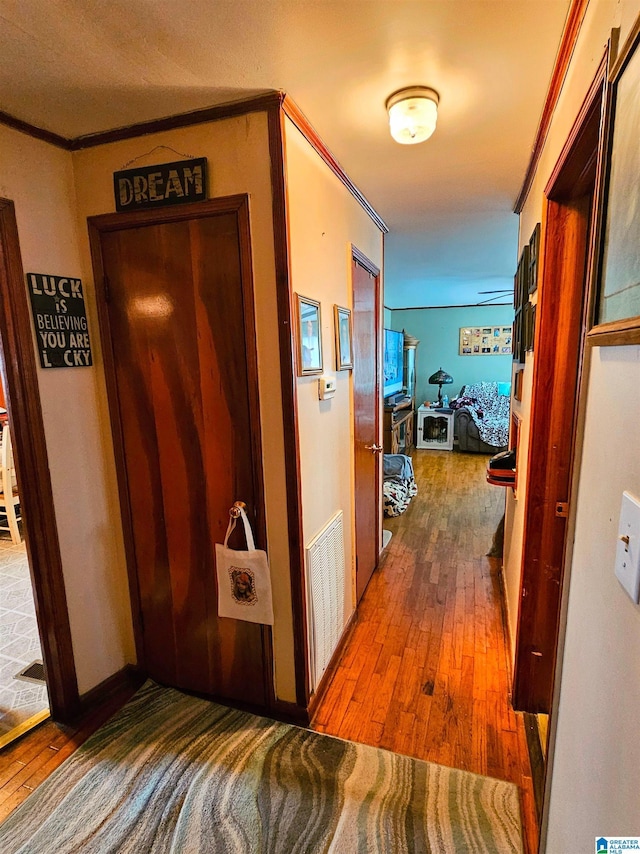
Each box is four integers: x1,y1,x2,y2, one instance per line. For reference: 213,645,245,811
456,382,510,448
0,680,523,853
383,454,418,516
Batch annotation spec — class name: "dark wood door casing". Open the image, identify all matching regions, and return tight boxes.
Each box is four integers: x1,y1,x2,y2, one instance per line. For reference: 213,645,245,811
88,196,273,710
0,198,79,721
512,61,605,715
513,194,592,713
352,249,381,603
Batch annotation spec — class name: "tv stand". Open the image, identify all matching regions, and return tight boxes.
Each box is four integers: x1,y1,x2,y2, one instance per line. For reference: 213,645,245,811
385,392,408,406
383,399,414,454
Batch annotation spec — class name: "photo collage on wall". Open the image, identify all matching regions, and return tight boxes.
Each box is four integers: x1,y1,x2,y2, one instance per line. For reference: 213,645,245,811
459,325,513,356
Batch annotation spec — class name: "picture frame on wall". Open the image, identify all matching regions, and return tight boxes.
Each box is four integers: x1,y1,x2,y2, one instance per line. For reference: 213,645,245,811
513,245,529,363
591,14,640,345
296,294,323,375
524,301,536,352
333,305,353,370
459,325,512,356
528,223,541,295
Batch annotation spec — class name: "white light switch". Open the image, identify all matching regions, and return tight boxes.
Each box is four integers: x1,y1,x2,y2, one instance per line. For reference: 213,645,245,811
615,491,640,603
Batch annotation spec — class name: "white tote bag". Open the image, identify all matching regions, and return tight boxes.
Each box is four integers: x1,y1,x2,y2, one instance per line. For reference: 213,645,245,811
215,506,274,625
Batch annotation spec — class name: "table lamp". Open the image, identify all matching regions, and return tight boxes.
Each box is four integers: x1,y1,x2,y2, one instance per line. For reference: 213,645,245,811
428,368,453,406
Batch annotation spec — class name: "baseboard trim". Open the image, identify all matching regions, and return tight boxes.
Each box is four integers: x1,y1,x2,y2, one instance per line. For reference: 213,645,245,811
77,664,145,718
307,609,359,723
270,699,310,727
523,712,546,821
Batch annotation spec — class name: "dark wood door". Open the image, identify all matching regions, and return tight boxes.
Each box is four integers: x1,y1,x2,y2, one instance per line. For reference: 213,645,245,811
513,79,602,712
352,252,380,602
92,199,268,708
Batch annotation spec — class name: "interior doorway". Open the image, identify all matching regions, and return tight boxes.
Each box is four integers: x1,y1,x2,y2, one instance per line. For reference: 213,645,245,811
351,248,381,603
0,197,79,732
512,67,605,715
88,196,273,709
0,401,49,747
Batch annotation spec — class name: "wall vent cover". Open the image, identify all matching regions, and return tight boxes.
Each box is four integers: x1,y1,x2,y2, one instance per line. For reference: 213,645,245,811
14,660,46,684
305,510,345,692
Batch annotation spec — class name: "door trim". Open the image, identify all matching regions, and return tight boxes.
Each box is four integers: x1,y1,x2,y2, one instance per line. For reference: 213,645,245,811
87,195,274,710
351,246,382,600
513,56,606,715
0,198,79,721
267,105,310,708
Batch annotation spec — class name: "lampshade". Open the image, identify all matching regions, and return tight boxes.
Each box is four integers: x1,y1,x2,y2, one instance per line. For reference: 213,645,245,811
386,87,439,145
428,368,453,386
428,367,453,406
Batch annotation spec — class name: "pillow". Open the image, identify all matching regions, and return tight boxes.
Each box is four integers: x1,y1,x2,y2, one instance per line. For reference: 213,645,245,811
497,381,511,396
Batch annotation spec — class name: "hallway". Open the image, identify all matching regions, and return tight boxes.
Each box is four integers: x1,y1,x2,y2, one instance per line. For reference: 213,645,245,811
312,449,537,852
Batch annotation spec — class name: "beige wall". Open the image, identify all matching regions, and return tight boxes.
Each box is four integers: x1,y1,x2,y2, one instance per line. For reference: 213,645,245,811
0,124,136,694
502,355,533,649
71,112,298,702
506,1,640,850
0,108,383,706
284,116,383,637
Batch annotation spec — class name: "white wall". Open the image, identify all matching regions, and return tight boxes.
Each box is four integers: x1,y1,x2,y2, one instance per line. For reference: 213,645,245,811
284,116,383,632
0,124,136,694
548,346,640,848
71,112,298,702
509,1,640,850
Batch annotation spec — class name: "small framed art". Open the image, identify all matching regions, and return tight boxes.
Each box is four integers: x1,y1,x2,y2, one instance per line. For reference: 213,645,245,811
296,294,323,375
334,305,353,370
591,14,640,345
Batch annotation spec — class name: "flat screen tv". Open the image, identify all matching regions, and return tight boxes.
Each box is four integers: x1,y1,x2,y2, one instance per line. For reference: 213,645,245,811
383,329,404,399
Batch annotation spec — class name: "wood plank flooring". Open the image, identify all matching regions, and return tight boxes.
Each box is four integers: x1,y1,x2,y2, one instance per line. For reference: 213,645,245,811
0,683,138,823
0,449,537,852
312,449,538,854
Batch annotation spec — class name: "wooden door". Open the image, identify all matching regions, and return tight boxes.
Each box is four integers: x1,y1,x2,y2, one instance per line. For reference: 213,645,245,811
513,80,603,712
352,251,380,602
90,198,269,708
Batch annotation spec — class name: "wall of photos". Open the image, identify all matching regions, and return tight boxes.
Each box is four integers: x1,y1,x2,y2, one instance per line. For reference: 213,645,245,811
459,324,513,355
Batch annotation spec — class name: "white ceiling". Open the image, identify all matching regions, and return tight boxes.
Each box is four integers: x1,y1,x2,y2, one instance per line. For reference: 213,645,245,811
0,0,571,308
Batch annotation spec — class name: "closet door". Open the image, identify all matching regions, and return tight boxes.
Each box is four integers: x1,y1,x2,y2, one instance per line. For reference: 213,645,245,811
90,198,270,708
352,251,381,602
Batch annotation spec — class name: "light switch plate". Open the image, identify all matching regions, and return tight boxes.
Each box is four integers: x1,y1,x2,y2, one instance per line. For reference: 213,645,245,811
615,491,640,603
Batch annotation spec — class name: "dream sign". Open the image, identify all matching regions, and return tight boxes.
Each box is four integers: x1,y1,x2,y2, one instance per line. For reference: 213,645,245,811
113,158,208,212
27,273,92,369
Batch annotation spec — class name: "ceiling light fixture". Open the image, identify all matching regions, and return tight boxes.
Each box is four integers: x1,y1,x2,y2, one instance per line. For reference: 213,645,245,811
386,86,440,145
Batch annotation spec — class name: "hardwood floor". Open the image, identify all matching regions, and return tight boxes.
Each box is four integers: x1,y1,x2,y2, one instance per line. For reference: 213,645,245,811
0,449,537,852
0,682,138,823
312,449,538,854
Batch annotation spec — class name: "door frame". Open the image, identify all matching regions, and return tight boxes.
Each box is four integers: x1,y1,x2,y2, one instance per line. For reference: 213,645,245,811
0,198,79,721
87,195,274,709
512,56,606,714
351,245,382,600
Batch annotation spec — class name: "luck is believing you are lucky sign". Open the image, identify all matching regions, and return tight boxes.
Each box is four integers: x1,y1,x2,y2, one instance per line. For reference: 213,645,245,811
27,273,92,368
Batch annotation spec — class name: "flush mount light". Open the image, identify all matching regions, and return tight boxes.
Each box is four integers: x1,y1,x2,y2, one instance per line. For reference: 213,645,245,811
386,86,440,145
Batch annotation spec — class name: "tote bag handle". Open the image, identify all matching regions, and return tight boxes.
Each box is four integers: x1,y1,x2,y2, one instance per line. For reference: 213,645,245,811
224,504,256,550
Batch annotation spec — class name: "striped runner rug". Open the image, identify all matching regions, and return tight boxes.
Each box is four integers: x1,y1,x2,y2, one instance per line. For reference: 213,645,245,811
0,681,523,853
